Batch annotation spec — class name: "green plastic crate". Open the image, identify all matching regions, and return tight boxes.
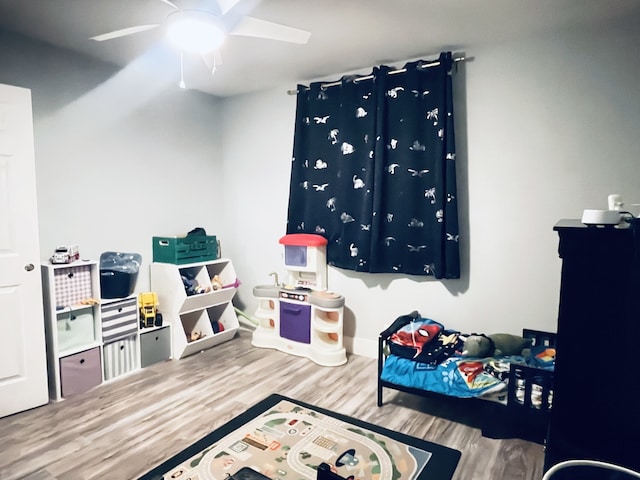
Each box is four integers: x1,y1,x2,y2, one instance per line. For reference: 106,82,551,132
152,235,218,264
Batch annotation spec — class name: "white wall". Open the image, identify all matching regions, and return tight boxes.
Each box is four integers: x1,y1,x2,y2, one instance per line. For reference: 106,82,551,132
0,32,226,293
219,88,297,303
221,12,640,356
2,12,639,358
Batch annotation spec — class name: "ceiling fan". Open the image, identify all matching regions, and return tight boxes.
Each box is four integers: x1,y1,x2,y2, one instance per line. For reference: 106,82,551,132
89,0,310,84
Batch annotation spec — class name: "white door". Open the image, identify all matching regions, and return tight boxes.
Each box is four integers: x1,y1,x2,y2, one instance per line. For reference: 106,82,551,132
0,83,48,417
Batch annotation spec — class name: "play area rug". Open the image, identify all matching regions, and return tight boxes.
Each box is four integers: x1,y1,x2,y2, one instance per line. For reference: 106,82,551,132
138,393,461,480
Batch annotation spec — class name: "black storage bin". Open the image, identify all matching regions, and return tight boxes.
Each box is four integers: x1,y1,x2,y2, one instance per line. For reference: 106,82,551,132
99,252,141,299
100,270,138,298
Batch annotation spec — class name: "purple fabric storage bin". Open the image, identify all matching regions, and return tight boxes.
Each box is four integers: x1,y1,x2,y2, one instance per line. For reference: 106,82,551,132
59,347,102,397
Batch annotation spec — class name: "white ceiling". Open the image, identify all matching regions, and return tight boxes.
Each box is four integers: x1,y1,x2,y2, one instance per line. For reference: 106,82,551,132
1,0,639,97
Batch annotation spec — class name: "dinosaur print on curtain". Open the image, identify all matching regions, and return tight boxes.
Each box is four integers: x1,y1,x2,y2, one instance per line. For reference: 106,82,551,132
286,52,460,279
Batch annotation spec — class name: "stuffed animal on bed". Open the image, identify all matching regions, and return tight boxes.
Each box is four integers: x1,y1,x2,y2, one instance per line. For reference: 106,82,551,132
460,333,532,357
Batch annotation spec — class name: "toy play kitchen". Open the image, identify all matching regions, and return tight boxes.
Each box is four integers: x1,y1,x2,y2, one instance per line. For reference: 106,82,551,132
251,233,347,366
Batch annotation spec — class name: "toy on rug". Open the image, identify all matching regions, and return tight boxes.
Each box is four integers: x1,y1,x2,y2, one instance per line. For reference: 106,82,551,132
461,333,532,357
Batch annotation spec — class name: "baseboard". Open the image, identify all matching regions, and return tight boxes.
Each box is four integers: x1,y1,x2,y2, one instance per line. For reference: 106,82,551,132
344,336,377,359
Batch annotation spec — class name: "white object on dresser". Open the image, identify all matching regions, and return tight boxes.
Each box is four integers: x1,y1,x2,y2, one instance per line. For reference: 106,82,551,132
580,209,621,225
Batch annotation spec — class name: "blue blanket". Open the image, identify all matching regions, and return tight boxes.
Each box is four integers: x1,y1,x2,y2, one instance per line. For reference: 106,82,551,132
381,345,555,399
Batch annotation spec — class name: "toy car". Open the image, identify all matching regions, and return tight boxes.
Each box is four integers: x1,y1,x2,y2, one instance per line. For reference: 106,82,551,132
139,292,163,328
50,245,80,264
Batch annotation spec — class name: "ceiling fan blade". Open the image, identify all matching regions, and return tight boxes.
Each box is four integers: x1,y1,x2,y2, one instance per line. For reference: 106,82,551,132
157,0,179,9
230,16,311,44
90,24,161,42
217,0,242,15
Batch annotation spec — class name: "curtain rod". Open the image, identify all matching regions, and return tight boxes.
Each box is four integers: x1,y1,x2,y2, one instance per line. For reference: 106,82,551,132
287,56,465,95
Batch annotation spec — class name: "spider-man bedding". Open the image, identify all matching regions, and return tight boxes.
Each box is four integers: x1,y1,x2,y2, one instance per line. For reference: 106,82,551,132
378,313,555,403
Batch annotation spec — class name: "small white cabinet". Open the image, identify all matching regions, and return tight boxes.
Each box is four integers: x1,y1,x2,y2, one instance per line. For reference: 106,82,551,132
150,258,239,359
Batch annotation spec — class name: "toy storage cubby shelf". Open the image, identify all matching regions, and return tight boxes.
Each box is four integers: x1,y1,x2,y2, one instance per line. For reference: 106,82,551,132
41,261,103,401
42,261,172,402
150,258,239,360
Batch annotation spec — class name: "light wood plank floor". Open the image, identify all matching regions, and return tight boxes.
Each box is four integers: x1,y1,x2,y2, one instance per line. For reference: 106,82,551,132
0,329,545,480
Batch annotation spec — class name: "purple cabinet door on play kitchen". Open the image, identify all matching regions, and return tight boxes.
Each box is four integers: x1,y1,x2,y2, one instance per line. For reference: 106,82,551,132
279,301,311,344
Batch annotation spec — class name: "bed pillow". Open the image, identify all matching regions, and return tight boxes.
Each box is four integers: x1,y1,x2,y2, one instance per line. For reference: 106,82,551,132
389,318,443,360
525,345,556,369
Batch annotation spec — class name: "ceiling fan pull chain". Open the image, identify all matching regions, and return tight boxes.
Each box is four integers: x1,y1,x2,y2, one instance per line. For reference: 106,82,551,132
179,50,186,89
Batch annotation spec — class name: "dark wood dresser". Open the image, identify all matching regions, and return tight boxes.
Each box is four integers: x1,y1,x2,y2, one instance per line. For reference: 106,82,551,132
545,219,640,475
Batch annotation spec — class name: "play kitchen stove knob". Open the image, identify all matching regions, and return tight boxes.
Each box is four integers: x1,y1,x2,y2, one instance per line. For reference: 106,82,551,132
280,290,308,302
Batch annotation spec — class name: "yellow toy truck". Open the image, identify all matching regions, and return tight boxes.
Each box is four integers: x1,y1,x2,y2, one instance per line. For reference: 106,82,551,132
139,292,163,328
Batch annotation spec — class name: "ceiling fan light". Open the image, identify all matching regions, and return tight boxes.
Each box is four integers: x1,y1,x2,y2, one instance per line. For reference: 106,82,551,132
167,11,225,55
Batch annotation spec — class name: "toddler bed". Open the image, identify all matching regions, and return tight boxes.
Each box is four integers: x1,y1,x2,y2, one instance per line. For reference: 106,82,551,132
377,312,556,443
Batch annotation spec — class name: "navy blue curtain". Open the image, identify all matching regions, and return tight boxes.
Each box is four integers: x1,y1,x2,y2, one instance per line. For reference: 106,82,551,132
286,52,460,279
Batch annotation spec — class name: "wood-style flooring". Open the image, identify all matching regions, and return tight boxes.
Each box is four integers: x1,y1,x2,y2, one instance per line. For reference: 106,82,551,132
0,329,545,480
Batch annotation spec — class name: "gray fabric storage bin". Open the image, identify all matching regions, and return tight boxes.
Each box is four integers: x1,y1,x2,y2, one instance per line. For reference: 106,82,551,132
140,326,171,367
